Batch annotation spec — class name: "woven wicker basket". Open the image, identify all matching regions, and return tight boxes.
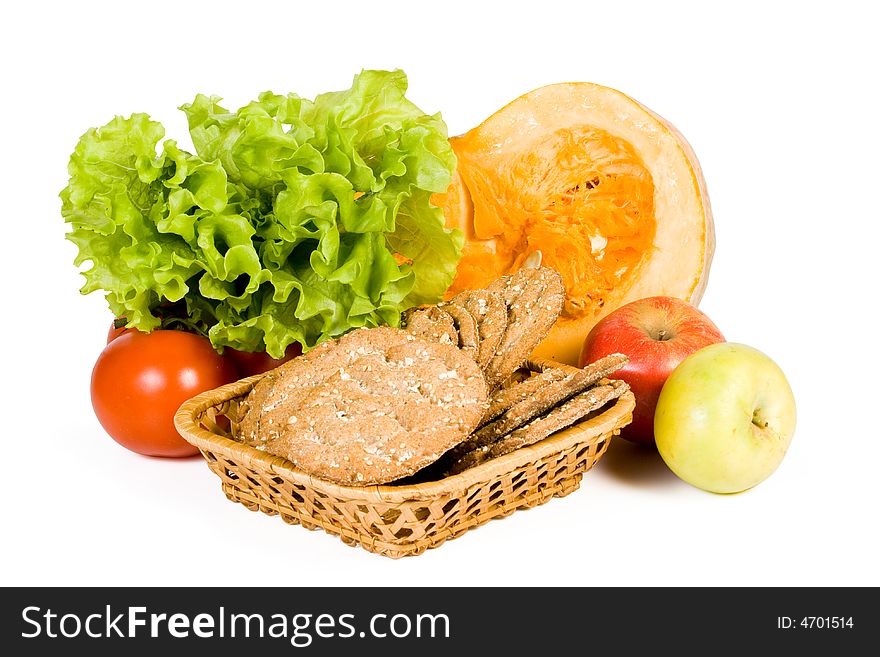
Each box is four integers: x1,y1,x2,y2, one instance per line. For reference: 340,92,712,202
174,359,634,558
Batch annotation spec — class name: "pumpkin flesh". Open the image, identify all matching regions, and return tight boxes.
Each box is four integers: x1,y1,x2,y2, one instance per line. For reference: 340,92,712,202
436,82,713,365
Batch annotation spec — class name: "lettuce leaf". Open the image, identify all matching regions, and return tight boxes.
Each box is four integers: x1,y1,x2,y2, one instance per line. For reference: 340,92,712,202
61,70,460,357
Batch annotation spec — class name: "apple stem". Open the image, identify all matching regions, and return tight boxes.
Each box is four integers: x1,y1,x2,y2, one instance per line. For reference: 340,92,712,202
752,409,769,429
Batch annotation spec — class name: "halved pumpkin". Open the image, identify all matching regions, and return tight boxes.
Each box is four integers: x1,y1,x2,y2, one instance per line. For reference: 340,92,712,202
434,82,715,365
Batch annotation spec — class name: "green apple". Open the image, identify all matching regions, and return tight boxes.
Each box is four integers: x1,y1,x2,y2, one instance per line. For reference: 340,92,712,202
654,342,796,494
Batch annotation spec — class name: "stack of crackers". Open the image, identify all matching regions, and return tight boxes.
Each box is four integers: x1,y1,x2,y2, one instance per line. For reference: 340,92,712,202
237,265,629,486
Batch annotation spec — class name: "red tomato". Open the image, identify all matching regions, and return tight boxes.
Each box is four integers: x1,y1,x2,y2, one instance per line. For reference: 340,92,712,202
226,342,303,377
90,330,239,458
107,320,131,343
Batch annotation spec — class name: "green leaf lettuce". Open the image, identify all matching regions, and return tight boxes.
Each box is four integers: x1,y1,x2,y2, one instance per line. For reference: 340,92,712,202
61,70,461,356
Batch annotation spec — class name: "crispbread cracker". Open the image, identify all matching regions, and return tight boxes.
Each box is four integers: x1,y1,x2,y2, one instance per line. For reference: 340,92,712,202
401,305,458,346
441,301,480,359
447,379,628,475
450,289,508,369
445,353,627,463
242,327,488,486
483,266,565,389
481,366,571,424
237,364,292,449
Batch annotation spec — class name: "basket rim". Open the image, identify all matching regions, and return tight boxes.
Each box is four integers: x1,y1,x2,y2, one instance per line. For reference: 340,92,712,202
174,358,634,504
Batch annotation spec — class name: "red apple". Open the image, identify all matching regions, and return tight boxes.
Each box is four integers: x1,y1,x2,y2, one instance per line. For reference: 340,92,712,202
578,296,725,445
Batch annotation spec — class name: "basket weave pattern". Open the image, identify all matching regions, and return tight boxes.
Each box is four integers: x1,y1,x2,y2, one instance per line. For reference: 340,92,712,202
175,360,634,558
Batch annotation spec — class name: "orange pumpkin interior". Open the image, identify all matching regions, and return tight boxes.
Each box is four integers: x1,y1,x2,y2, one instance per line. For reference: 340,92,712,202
433,82,714,365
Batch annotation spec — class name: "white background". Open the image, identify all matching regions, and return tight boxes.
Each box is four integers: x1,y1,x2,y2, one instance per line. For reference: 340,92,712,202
2,0,878,587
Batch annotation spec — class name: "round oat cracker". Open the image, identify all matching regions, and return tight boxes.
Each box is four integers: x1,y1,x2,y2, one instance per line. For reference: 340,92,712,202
252,327,488,486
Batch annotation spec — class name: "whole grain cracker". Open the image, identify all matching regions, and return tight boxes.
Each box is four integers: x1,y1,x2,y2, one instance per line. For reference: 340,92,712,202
441,301,480,359
481,367,571,424
444,353,629,465
446,379,628,475
401,305,458,346
483,266,565,389
237,366,283,449
251,327,488,486
476,354,627,440
453,289,508,369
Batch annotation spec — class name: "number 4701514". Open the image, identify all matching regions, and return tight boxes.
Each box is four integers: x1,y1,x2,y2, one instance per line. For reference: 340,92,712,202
777,617,855,629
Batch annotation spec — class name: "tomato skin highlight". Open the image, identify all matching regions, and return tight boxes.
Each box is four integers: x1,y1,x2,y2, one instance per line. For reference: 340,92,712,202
90,330,239,458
